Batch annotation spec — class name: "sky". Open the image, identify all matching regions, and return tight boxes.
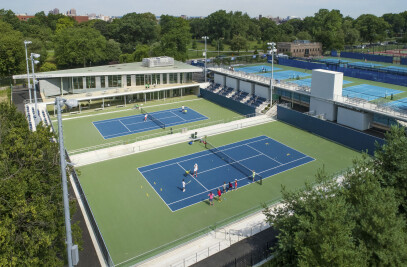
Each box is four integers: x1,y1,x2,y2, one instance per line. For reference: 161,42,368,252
3,0,407,18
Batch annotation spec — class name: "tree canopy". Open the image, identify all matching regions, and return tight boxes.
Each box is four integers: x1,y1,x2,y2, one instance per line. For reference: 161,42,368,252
264,126,407,266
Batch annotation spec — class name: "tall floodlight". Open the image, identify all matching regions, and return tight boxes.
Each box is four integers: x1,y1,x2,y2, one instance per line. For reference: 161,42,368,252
267,42,276,103
202,36,209,82
24,41,32,103
55,97,79,267
30,53,40,125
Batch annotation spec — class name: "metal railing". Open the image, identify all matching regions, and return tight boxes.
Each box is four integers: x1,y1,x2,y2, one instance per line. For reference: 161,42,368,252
68,113,258,155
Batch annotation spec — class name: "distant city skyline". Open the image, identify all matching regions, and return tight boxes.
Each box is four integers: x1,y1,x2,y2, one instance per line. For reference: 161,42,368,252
5,0,407,18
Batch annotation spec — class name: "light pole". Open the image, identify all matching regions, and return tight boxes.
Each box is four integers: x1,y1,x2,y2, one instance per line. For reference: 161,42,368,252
202,36,209,82
30,53,40,125
267,42,276,103
55,97,79,267
24,40,32,103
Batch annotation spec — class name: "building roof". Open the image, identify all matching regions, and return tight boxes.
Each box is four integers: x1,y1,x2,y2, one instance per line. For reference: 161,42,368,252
13,60,202,80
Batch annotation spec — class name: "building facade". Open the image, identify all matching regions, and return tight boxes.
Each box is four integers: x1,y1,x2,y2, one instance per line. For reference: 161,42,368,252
13,57,204,104
277,41,322,57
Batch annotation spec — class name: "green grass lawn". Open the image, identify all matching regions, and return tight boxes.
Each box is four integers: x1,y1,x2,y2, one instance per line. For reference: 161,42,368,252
76,121,361,266
54,96,246,152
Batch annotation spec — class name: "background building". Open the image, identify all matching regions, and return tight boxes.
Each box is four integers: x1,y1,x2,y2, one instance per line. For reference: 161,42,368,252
277,40,322,57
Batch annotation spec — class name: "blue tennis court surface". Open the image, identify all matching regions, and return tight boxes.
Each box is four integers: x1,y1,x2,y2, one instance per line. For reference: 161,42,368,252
348,62,383,68
236,65,281,73
93,107,208,139
386,97,407,111
289,78,353,87
317,58,351,64
138,136,314,211
380,66,407,73
342,84,403,101
257,70,311,80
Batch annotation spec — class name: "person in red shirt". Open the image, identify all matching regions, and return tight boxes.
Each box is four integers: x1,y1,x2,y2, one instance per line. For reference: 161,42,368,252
234,179,237,190
217,188,222,202
228,181,233,191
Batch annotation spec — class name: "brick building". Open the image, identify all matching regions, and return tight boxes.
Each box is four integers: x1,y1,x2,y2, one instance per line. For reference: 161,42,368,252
277,40,322,57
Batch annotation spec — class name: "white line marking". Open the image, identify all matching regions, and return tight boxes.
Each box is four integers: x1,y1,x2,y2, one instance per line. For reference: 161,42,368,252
170,110,186,121
176,163,208,191
118,119,131,132
245,144,282,164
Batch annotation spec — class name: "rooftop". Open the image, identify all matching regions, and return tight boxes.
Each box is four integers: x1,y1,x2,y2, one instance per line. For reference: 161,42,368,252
13,60,202,79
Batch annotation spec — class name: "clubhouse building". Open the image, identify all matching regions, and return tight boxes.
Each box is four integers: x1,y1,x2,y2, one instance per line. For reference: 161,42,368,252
13,57,205,104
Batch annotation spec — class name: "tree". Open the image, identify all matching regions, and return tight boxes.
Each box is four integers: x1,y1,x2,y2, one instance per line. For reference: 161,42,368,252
159,15,191,61
132,44,150,62
374,125,407,214
355,14,389,44
0,21,25,77
311,9,345,51
105,39,122,62
258,18,281,42
296,31,312,41
230,35,248,54
40,62,57,72
54,27,107,67
110,12,159,53
55,16,75,34
0,102,81,265
264,171,367,266
343,157,407,266
0,9,21,31
342,18,360,45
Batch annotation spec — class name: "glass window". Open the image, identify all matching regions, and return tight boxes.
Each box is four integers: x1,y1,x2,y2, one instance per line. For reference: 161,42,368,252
152,74,160,85
136,74,144,86
108,75,122,88
101,76,105,88
169,73,177,84
186,73,192,83
127,75,131,86
86,76,95,89
163,73,167,84
73,77,83,90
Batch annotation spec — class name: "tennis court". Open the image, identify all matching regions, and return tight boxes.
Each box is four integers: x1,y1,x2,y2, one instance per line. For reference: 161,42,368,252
380,66,407,74
342,84,403,101
348,62,383,68
236,65,281,73
386,97,407,111
257,70,311,80
93,107,208,139
138,135,314,211
289,78,353,87
317,58,351,64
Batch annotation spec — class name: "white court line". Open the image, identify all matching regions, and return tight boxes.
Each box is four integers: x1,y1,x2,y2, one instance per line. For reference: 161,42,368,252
176,163,208,191
245,144,282,164
118,119,131,132
140,136,271,173
168,155,313,207
170,110,186,121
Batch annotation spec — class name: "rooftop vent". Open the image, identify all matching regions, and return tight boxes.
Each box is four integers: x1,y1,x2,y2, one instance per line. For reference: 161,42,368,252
142,56,174,68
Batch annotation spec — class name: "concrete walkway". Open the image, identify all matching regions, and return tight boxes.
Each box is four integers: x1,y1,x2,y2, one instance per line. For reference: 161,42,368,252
135,202,283,267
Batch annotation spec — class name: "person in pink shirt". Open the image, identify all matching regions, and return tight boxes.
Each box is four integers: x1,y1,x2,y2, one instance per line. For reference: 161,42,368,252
144,113,148,122
208,191,214,206
234,179,237,190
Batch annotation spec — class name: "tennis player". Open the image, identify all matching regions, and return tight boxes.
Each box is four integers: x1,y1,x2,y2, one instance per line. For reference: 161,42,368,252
144,114,148,122
182,179,186,192
252,170,256,182
193,163,198,178
181,105,184,112
208,192,214,206
234,179,237,190
217,188,222,202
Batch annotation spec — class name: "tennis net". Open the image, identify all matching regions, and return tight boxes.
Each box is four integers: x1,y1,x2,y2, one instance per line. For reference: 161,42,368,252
140,107,166,129
205,141,262,183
